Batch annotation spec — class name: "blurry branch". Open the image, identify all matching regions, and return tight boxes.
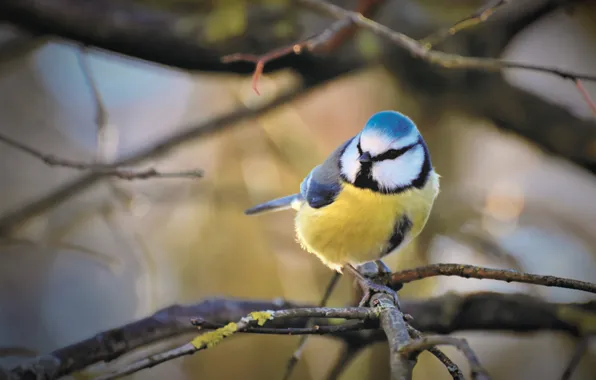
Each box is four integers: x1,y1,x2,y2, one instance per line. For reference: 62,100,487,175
325,345,362,380
400,336,491,380
391,263,596,295
420,0,508,48
0,347,38,359
298,0,596,83
76,45,109,155
283,272,341,380
0,132,204,180
7,292,596,380
575,79,596,117
560,334,593,380
0,85,309,236
0,28,47,69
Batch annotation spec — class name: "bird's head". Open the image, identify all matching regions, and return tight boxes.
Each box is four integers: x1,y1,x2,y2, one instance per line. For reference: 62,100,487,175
339,110,432,193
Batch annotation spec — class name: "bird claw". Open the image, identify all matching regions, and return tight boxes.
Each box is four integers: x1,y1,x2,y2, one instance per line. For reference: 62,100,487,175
358,279,400,308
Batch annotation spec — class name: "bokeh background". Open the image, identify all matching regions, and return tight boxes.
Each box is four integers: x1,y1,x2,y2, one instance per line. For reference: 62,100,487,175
0,0,595,379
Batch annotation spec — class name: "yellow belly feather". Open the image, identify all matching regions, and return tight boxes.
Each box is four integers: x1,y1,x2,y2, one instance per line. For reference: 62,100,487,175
294,173,439,272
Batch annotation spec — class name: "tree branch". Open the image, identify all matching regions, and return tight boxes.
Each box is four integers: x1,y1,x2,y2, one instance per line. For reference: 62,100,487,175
7,292,595,380
0,132,203,180
95,307,378,380
391,264,596,295
371,293,414,380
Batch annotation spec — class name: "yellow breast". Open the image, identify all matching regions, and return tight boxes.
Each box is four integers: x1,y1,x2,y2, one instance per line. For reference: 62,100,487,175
294,173,439,272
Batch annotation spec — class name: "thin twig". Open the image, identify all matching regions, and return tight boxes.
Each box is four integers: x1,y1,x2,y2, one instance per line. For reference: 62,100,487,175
0,132,203,180
390,263,596,294
325,345,362,380
192,318,374,335
95,307,377,380
420,0,508,48
400,336,491,380
222,18,352,95
282,271,341,380
0,346,38,358
575,79,596,117
407,325,464,380
560,335,592,380
76,45,108,146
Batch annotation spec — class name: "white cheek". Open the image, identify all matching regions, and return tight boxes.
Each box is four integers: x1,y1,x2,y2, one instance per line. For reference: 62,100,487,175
340,138,360,182
372,145,424,190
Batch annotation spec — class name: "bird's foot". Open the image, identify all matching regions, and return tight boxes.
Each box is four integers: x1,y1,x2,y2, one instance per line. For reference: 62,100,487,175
357,278,400,308
356,260,402,291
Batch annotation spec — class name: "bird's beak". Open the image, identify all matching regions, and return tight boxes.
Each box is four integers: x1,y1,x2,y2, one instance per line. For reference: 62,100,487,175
358,151,372,163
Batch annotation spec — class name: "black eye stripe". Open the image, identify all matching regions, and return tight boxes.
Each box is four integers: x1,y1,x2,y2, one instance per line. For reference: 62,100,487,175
372,140,420,162
356,140,363,155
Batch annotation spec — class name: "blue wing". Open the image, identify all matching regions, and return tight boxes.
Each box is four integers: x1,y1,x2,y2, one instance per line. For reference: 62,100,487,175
300,138,352,209
245,137,353,214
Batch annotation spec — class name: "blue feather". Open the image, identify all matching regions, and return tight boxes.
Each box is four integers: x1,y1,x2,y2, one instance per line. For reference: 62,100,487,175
244,194,302,215
362,111,416,139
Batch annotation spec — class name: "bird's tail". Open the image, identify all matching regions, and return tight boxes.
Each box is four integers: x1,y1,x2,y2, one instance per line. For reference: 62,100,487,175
244,194,303,215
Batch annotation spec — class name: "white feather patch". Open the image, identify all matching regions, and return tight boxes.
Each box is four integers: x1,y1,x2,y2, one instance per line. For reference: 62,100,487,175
372,145,425,190
339,137,360,182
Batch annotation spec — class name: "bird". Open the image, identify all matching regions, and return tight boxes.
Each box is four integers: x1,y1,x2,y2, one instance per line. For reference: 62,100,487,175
245,110,439,303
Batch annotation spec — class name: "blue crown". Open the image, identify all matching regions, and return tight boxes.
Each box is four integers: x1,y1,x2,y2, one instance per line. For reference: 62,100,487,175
362,111,416,139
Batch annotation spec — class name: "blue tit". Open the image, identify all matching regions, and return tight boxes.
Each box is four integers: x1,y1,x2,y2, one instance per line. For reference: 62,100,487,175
245,110,440,274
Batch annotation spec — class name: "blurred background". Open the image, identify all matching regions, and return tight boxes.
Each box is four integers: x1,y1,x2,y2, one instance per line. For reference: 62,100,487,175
0,0,595,379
